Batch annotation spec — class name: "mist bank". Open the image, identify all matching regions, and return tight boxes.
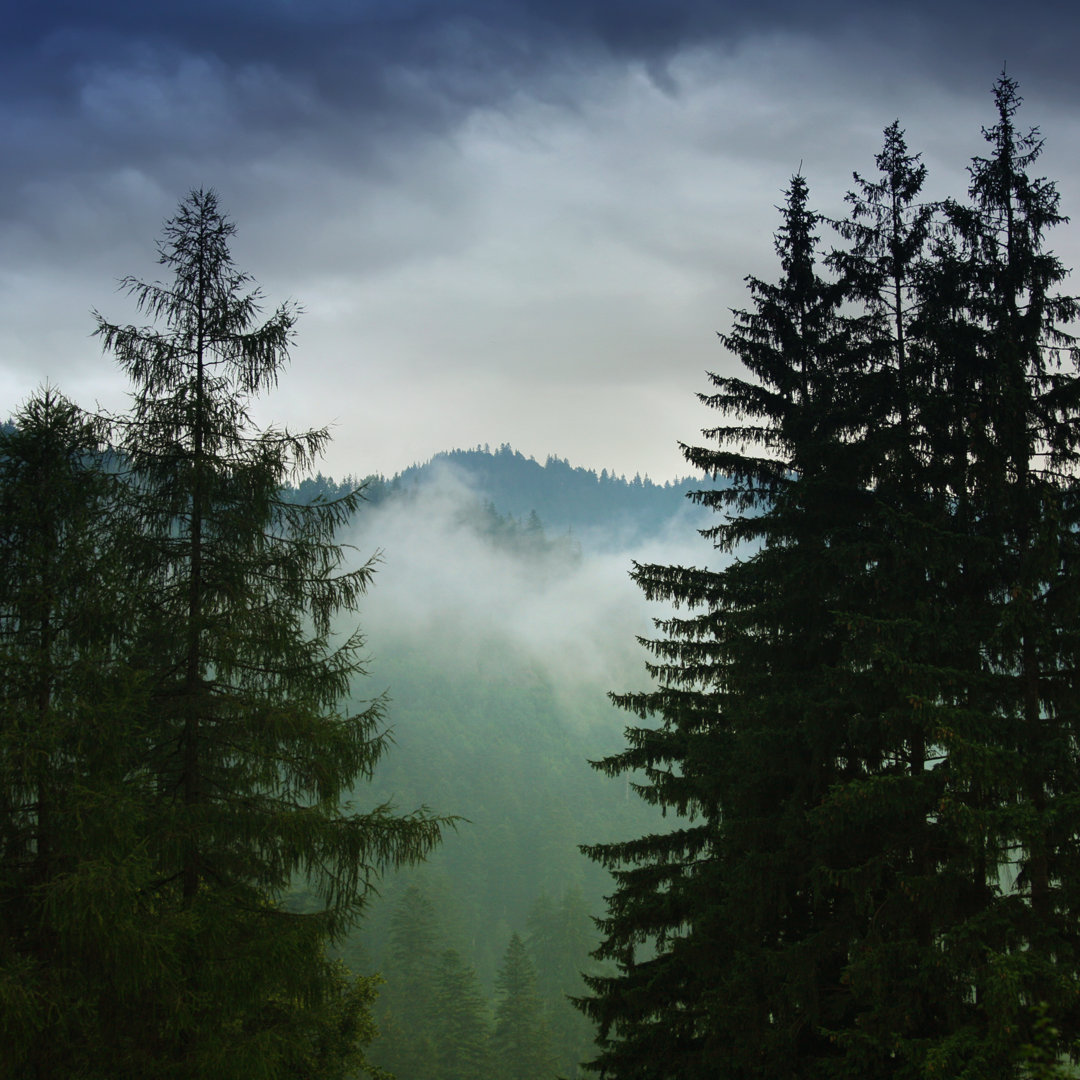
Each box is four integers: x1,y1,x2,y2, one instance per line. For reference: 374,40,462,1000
334,448,724,703
302,447,722,986
298,443,724,551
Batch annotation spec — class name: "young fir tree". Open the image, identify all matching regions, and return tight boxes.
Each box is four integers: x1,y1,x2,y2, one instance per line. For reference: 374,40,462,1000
275,960,391,1080
492,931,556,1080
432,948,492,1080
93,189,444,1078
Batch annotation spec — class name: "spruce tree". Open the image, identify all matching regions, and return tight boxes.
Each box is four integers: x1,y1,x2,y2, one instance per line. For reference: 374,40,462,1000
923,72,1080,1075
92,189,444,1077
810,93,1080,1079
0,389,155,1079
580,76,1080,1080
432,948,491,1080
493,931,555,1080
807,122,965,1078
581,173,863,1079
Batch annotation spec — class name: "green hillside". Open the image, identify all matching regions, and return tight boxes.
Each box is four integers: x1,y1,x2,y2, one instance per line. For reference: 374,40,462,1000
285,451,683,1078
290,443,720,548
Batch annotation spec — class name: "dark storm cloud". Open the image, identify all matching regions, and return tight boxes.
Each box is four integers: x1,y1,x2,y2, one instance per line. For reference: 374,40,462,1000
8,1,1080,133
5,0,1076,206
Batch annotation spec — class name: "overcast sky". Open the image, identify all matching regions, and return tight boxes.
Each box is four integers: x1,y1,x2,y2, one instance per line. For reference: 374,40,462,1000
3,2,1079,482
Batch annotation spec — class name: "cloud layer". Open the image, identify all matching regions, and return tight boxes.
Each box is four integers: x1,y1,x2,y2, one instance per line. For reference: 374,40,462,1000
4,3,1079,481
345,461,714,713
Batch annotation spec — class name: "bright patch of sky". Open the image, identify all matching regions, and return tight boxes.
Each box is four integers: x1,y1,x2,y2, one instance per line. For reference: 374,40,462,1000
3,2,1079,481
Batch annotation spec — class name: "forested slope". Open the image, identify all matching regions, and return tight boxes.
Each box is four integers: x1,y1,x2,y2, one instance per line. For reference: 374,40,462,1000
293,442,719,549
287,450,693,1077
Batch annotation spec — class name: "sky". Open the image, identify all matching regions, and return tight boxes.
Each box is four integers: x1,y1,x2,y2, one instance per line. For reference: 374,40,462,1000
3,2,1080,483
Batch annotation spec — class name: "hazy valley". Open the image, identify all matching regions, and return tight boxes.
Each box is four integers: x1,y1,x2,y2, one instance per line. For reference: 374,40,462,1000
287,446,720,1076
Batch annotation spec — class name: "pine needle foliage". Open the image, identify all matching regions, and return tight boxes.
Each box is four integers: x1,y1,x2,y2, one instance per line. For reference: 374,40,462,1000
89,188,445,1077
0,388,159,1079
580,76,1080,1080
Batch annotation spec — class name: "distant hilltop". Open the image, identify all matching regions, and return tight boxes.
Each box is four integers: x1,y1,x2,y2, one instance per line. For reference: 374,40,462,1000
290,444,722,545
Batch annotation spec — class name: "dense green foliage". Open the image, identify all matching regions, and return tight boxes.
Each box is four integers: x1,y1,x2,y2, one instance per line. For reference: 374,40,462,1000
1,374,671,1078
582,75,1080,1079
0,390,154,1077
1,192,444,1078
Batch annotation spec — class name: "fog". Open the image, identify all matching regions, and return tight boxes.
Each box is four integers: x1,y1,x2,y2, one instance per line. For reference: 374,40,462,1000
342,459,719,712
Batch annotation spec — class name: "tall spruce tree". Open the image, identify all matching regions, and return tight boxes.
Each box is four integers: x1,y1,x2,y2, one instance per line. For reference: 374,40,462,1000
581,174,864,1078
581,78,1080,1079
923,73,1080,1075
809,122,964,1078
92,189,444,1078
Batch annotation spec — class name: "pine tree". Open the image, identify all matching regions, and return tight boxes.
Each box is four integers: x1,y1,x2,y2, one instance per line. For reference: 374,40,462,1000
92,189,445,1077
579,77,1080,1080
921,72,1080,1075
432,948,491,1080
493,932,555,1080
805,122,967,1078
581,173,864,1079
0,389,155,1079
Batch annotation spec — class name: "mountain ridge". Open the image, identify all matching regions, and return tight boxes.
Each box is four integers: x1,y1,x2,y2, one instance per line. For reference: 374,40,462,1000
293,443,720,545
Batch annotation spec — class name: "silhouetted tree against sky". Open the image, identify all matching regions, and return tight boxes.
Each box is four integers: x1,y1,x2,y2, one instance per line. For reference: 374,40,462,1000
581,76,1080,1079
91,189,444,1078
921,72,1080,1076
582,169,865,1078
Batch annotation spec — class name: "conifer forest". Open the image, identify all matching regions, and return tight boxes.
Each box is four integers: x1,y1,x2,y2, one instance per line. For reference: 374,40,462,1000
6,73,1080,1079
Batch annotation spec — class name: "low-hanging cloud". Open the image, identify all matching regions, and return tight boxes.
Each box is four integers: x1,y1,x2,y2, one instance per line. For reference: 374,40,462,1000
341,460,718,716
